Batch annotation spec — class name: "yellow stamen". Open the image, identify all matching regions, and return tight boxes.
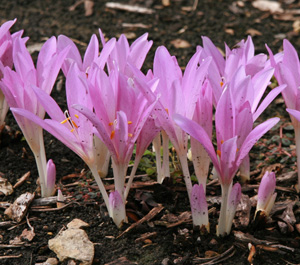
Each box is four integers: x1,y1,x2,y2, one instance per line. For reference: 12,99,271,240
236,148,239,153
220,81,224,87
72,120,79,128
60,117,71,124
165,108,169,115
110,130,115,139
221,140,224,144
74,114,79,119
217,150,221,157
108,122,114,126
70,128,75,132
128,133,133,137
128,121,132,125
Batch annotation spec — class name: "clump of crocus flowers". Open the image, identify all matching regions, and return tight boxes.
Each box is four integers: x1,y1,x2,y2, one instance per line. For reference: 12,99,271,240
0,19,291,235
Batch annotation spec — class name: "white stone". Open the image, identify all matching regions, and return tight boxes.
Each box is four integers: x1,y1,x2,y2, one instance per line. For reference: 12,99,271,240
67,218,89,229
48,228,94,265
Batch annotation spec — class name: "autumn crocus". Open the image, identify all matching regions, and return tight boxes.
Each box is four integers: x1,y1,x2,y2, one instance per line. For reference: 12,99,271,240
0,19,16,130
0,33,69,197
200,36,285,182
11,63,111,207
267,40,300,190
174,81,280,236
73,65,158,227
57,33,117,178
148,46,211,198
255,171,277,218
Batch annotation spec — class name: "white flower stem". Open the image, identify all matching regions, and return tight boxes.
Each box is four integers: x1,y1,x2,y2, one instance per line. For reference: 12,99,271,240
191,137,210,192
124,154,142,199
217,183,232,236
294,122,300,189
88,163,110,210
178,149,192,200
153,133,163,183
161,130,170,181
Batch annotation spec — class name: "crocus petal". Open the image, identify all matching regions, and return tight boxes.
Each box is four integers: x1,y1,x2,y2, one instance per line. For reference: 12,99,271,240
253,84,286,121
282,39,300,86
128,32,153,70
287,108,300,122
251,68,275,112
72,104,117,160
191,184,209,231
201,36,225,76
82,34,99,71
219,136,238,185
237,117,280,166
215,85,235,147
173,113,220,173
57,35,82,75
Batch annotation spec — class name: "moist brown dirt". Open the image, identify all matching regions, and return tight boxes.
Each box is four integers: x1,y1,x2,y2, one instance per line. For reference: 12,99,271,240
0,0,300,264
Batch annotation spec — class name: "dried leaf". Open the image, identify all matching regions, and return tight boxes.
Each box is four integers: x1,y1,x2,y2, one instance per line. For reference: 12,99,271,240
4,192,35,222
246,28,262,36
225,28,235,35
13,171,30,189
0,177,13,196
170,39,191,48
252,1,283,13
293,20,300,32
234,194,251,229
84,0,94,16
162,0,170,7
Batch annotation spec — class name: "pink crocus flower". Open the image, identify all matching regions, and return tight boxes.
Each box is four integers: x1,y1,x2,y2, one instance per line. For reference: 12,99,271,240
73,66,158,227
200,36,285,182
149,46,211,198
57,33,116,76
57,33,117,177
11,63,110,205
99,29,153,76
255,171,277,218
0,19,16,129
267,40,300,190
174,80,280,235
0,33,69,197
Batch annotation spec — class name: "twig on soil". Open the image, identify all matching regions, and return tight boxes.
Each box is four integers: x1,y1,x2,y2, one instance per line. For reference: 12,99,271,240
193,245,235,264
0,254,22,259
117,204,164,238
105,2,154,14
233,231,295,252
31,195,71,206
13,171,30,189
7,217,39,231
30,201,78,212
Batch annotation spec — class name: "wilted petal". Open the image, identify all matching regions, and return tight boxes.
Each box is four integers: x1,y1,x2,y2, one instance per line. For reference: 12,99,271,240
109,190,126,227
191,184,209,231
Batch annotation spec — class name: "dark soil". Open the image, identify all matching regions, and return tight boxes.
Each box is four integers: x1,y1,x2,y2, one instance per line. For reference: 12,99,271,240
0,0,300,264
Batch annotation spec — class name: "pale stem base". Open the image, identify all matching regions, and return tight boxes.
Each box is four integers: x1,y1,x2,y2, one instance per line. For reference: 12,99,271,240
178,150,192,201
191,137,210,192
217,183,232,236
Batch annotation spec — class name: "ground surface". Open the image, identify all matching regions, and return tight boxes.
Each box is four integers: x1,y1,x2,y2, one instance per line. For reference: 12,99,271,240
0,0,300,264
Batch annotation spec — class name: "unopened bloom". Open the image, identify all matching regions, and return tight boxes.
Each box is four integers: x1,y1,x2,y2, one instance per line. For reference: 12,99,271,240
255,171,277,217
